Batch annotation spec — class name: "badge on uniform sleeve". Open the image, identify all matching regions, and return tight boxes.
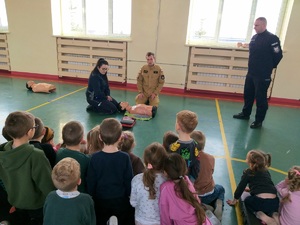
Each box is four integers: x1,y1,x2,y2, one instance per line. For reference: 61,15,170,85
273,46,280,53
161,75,165,80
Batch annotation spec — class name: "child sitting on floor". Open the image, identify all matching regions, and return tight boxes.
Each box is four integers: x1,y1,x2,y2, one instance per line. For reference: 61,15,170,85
191,130,225,222
169,110,200,180
258,166,300,225
227,150,279,224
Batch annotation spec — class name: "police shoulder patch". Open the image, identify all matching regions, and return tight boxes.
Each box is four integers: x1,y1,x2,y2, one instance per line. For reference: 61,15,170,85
273,46,280,53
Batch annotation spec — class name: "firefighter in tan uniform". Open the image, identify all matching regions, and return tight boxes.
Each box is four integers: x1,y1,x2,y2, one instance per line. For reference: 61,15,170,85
135,52,165,107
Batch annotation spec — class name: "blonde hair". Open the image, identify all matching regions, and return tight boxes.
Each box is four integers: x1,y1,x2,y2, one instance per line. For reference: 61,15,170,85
52,157,81,192
86,125,103,154
118,131,135,153
176,110,198,133
281,166,300,203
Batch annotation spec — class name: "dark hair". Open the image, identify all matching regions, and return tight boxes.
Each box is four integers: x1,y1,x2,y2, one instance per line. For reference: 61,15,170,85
93,58,109,73
99,118,122,145
2,127,13,141
162,131,179,152
26,82,32,90
32,117,44,139
164,153,205,224
190,130,206,151
62,121,84,146
5,111,35,139
143,142,167,199
41,126,54,143
246,150,271,171
146,52,155,57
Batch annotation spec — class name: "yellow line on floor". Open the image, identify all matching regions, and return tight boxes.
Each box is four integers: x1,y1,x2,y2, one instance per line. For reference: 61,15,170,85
26,87,86,112
215,99,243,225
230,158,288,175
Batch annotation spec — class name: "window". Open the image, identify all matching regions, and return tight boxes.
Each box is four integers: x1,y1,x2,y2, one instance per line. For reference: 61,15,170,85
0,0,8,32
51,0,131,38
186,0,289,47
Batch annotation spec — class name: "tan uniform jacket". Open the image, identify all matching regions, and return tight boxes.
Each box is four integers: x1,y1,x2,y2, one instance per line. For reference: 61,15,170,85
137,64,165,97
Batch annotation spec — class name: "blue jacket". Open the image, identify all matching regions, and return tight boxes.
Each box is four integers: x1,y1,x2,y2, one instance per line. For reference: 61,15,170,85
86,69,110,102
248,30,283,79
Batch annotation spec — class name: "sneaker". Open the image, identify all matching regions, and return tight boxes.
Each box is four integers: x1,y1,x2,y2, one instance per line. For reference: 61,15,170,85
107,216,118,225
250,121,262,129
213,199,223,221
233,112,250,120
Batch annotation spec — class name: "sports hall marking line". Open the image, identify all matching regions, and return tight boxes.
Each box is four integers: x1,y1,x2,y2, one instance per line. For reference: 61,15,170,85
215,156,288,176
230,159,288,175
215,99,243,225
26,87,86,112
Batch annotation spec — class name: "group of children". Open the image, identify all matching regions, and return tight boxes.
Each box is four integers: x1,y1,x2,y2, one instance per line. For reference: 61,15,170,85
0,109,299,225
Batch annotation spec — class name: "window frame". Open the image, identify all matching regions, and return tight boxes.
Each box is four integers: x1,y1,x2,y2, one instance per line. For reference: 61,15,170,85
51,0,132,40
186,0,290,47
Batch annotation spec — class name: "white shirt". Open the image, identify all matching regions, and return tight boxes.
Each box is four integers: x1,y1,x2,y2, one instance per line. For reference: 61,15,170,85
130,172,166,225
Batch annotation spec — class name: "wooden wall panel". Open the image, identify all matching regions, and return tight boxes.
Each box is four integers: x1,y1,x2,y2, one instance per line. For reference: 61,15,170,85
0,34,10,71
57,38,127,83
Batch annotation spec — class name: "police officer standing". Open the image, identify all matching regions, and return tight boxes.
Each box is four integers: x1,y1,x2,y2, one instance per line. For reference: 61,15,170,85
135,52,165,107
233,17,283,128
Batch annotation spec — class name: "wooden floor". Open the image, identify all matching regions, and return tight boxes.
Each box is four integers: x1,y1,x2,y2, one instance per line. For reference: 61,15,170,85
1,75,300,225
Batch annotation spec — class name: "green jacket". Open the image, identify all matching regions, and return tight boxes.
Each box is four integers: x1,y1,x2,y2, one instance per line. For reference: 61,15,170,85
0,141,55,209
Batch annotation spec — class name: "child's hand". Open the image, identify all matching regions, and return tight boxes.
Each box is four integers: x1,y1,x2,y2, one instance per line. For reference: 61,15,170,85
244,187,250,192
226,199,237,206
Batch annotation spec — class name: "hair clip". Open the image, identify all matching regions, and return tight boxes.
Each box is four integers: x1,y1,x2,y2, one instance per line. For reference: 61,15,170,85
123,133,128,139
147,164,153,169
178,175,183,179
294,169,300,176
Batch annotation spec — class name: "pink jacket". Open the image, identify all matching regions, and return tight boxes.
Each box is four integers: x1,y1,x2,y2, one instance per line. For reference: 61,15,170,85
276,180,300,225
159,176,212,225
